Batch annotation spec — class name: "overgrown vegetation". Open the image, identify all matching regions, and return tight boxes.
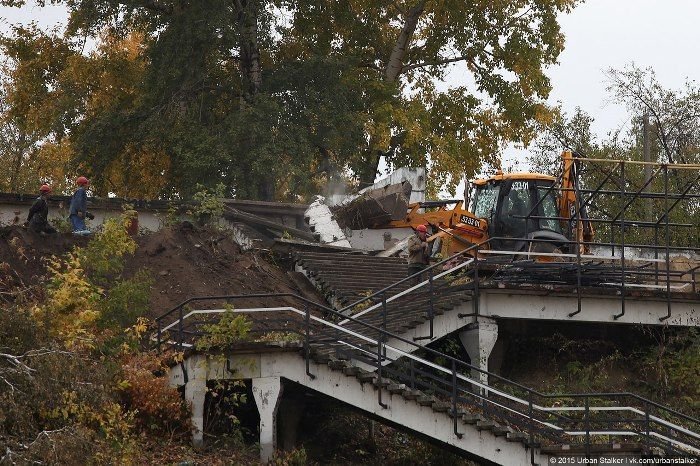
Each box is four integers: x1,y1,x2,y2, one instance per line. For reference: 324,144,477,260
0,1,578,199
194,309,253,352
0,213,206,464
189,183,227,227
501,327,700,417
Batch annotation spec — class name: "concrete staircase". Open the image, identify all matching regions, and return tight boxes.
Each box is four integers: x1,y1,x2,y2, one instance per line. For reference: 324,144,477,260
157,250,700,464
160,300,700,465
172,347,547,466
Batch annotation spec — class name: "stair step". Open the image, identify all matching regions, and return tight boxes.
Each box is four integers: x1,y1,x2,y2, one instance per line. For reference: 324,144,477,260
328,359,349,370
417,395,437,407
463,413,485,425
401,389,421,400
373,377,391,388
493,425,514,437
476,420,498,431
357,371,377,383
432,401,451,412
312,354,332,364
506,432,529,443
343,366,362,376
387,383,406,394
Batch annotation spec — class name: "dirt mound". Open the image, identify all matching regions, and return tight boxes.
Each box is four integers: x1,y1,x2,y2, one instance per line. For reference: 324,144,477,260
127,222,304,317
1,222,317,317
0,226,90,299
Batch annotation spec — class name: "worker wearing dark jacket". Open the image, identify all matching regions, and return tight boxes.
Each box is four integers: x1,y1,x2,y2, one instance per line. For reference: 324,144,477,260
407,224,432,282
69,176,91,234
26,184,57,234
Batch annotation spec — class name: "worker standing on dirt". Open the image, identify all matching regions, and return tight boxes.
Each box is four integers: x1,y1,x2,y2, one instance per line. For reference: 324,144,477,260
407,224,432,283
69,176,93,234
26,184,57,235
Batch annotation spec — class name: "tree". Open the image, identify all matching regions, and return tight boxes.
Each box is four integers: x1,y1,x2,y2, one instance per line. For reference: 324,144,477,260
1,0,579,199
0,25,82,193
606,65,700,166
532,65,700,247
284,0,578,193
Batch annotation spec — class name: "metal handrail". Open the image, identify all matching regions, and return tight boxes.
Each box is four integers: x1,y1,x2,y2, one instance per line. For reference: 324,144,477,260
154,294,700,456
156,292,700,425
329,235,698,329
337,238,491,314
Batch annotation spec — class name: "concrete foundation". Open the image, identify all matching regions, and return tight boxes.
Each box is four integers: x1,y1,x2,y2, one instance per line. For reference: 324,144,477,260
458,318,499,387
184,363,208,447
252,377,284,463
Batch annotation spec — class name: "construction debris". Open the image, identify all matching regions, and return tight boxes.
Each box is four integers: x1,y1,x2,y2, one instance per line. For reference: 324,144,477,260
304,196,351,248
332,180,412,229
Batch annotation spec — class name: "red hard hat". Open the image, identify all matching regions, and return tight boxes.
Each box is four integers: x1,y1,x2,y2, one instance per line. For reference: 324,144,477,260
416,224,428,233
76,176,89,186
39,184,51,193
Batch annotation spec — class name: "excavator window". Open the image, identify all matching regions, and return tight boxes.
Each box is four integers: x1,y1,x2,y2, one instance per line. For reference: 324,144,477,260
501,183,535,238
472,183,500,219
471,179,563,236
537,183,562,233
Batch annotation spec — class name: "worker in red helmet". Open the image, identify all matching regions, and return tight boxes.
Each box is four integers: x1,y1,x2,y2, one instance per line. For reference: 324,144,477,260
26,184,57,234
69,176,92,234
407,224,433,283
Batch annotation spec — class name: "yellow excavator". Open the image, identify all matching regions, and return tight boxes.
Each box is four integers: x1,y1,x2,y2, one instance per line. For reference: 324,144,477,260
379,150,595,258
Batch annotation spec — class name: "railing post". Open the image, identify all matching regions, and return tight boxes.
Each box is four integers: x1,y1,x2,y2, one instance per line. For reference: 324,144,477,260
305,304,315,379
661,165,672,321
428,266,435,339
528,390,535,461
615,161,627,320
644,400,651,451
177,305,184,352
569,163,584,318
584,395,591,460
452,359,462,438
156,319,162,354
409,358,416,391
377,293,388,409
381,292,388,359
473,247,480,317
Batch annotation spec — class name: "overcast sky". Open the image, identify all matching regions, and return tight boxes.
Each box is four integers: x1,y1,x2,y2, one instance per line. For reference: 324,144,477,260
2,0,700,175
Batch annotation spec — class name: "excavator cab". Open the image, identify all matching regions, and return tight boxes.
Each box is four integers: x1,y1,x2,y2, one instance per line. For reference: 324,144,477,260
469,174,568,253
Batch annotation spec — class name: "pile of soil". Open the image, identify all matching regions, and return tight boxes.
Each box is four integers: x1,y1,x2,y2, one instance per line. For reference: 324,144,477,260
127,222,304,317
0,223,318,318
0,226,89,300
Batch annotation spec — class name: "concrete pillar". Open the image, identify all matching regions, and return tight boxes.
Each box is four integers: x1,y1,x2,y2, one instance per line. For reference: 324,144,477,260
184,365,208,447
252,377,283,463
459,318,499,390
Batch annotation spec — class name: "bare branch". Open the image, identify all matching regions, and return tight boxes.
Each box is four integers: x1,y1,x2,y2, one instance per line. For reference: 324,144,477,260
401,55,469,73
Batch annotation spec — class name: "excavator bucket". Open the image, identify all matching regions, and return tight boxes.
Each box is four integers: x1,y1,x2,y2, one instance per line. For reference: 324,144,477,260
333,181,412,229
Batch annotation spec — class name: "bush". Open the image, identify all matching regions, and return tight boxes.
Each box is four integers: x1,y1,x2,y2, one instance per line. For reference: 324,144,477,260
189,183,226,226
119,352,192,437
80,212,137,283
195,309,252,351
36,251,101,350
99,269,153,329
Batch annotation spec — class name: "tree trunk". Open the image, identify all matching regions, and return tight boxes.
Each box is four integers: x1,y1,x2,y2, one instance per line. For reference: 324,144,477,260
236,0,262,102
235,0,273,200
384,0,426,82
357,1,426,187
9,132,26,192
357,137,383,189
